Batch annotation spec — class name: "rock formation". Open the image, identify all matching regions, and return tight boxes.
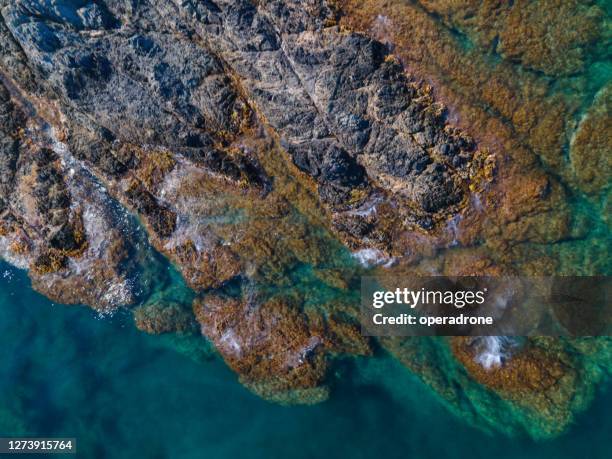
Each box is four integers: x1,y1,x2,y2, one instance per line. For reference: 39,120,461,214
0,0,609,438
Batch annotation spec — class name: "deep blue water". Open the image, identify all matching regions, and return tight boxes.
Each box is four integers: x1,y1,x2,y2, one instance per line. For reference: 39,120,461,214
1,263,610,459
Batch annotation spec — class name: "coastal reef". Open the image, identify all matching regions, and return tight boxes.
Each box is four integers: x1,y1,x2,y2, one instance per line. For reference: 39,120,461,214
0,0,610,439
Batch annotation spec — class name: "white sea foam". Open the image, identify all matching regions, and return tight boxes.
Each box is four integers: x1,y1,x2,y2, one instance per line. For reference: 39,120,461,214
471,193,484,212
473,336,516,370
352,248,389,268
102,279,132,307
0,236,30,270
219,329,242,356
344,195,383,218
446,214,462,247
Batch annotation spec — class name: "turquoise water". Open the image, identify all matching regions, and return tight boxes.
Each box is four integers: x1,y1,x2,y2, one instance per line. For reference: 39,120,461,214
1,263,610,459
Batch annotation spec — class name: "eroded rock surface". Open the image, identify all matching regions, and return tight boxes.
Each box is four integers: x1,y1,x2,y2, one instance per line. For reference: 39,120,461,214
0,0,609,438
0,78,140,311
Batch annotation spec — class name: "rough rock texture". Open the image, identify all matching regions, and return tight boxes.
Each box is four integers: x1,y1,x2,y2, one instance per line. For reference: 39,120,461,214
193,293,370,404
1,0,483,264
0,78,139,311
451,337,576,432
0,0,609,438
416,0,607,77
570,83,612,195
337,0,608,263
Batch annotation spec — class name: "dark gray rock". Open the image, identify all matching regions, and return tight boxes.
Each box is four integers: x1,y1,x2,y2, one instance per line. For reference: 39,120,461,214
2,0,474,214
1,0,477,266
0,82,21,206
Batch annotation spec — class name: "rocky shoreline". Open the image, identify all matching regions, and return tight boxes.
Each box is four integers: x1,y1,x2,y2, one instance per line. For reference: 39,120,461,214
0,0,609,439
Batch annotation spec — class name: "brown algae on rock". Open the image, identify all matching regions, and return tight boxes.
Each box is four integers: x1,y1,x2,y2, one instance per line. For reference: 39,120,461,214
0,0,609,439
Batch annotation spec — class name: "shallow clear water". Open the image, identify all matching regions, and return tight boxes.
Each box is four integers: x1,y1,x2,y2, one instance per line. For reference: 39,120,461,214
1,263,610,459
